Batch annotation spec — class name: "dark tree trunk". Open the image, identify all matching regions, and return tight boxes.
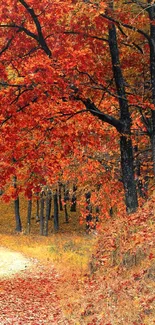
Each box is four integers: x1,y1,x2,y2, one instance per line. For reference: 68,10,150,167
64,204,69,223
36,198,40,221
120,136,138,212
85,191,91,205
148,6,155,177
151,127,155,176
14,196,22,232
134,145,147,198
108,20,138,213
85,191,92,214
13,176,22,232
40,193,44,235
27,199,32,234
70,184,77,212
70,193,76,212
63,185,69,223
44,189,52,236
58,182,63,211
85,191,93,231
54,190,59,231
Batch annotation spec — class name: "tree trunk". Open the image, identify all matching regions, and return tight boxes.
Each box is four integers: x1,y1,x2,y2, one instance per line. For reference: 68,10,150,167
151,129,155,176
108,19,138,213
70,193,76,212
85,191,93,231
44,189,52,236
27,199,32,234
14,196,22,232
64,204,69,223
120,136,138,212
54,190,59,231
58,182,63,211
40,193,44,235
148,6,155,176
63,185,69,223
13,176,22,232
70,184,77,212
36,197,40,221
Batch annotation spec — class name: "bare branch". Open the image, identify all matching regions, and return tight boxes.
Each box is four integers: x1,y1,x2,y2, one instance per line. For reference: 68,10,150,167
0,36,15,56
81,98,124,132
0,23,38,41
0,0,52,57
101,13,151,43
64,30,108,42
19,0,51,57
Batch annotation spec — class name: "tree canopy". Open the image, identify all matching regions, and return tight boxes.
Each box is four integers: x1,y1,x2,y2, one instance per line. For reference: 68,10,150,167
0,0,154,222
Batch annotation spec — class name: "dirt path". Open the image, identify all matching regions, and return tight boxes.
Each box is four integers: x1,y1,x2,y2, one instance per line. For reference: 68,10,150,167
0,247,73,324
0,247,32,277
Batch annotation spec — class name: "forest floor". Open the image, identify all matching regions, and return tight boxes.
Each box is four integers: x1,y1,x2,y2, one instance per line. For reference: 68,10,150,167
0,247,71,324
0,194,155,324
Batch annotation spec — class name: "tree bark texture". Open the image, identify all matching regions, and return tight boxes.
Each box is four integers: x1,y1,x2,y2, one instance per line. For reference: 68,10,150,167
44,189,52,236
40,194,44,236
14,197,22,232
54,190,59,231
148,5,155,176
27,199,32,234
108,21,138,213
58,182,63,211
13,176,22,232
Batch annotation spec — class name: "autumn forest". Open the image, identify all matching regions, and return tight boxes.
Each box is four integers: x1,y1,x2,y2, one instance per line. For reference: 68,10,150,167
0,0,155,324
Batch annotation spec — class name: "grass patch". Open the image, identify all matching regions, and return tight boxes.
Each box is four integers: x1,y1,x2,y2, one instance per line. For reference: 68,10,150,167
0,231,96,275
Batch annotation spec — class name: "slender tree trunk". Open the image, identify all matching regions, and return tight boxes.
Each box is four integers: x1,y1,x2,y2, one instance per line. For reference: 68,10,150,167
14,196,22,232
108,19,138,213
40,193,44,235
64,204,69,223
58,182,63,211
36,198,40,221
63,185,69,223
134,145,142,197
13,176,22,232
70,193,76,212
44,189,52,236
54,190,59,231
85,191,93,231
27,198,32,234
120,136,138,212
151,126,155,176
148,6,155,176
70,184,77,212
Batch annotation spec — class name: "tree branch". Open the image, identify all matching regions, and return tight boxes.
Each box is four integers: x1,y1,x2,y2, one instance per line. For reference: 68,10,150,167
81,98,124,132
64,30,108,42
101,13,151,43
0,36,15,56
19,0,51,57
0,24,38,41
